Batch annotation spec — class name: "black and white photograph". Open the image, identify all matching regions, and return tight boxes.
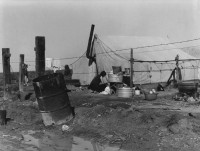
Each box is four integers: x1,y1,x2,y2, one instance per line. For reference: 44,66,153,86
1,0,200,150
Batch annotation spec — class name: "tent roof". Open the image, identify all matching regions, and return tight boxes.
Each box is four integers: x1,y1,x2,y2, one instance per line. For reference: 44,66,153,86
182,47,200,58
95,34,196,61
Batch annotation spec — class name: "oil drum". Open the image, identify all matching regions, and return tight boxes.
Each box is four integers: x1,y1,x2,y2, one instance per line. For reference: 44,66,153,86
33,73,73,125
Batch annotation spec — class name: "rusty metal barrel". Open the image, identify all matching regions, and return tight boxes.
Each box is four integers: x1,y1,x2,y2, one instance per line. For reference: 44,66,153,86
33,73,72,126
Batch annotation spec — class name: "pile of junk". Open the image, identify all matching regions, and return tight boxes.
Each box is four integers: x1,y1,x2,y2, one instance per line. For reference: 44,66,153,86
173,82,200,103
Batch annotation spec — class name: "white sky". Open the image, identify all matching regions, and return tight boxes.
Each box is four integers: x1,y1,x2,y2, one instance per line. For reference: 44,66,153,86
0,0,200,71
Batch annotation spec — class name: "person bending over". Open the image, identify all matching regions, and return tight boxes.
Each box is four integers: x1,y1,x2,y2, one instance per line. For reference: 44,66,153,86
88,71,108,93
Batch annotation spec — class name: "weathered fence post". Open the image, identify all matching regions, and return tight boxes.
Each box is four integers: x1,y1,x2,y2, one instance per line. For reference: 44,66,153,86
175,54,182,84
19,54,24,92
2,48,11,100
130,48,133,89
35,36,45,77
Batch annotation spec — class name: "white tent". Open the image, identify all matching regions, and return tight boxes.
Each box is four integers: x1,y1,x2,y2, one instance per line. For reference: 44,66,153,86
71,53,96,85
72,34,198,85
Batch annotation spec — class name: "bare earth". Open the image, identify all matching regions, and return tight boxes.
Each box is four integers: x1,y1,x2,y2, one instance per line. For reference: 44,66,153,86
1,85,200,151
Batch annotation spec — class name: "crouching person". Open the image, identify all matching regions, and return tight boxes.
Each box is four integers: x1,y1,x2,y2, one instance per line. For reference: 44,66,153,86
88,71,108,93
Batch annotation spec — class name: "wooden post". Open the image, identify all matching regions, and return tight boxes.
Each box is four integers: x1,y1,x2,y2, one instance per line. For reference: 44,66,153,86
2,48,11,100
175,54,181,84
19,54,24,92
130,49,133,88
35,36,45,77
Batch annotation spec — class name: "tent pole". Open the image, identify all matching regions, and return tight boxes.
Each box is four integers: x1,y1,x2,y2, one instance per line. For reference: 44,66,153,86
86,24,95,59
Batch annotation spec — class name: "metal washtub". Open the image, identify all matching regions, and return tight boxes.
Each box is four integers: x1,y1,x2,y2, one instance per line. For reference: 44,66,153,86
117,87,134,98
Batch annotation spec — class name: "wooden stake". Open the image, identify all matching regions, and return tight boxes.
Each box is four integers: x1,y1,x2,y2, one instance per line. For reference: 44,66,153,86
2,48,11,100
19,54,24,92
35,36,45,77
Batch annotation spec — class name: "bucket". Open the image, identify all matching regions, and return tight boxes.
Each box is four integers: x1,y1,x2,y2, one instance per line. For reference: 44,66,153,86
108,73,123,82
125,68,130,75
117,87,134,98
0,110,6,125
33,73,73,126
135,90,140,95
112,66,122,74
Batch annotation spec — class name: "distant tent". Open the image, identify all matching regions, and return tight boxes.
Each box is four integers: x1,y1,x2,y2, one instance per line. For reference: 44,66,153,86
182,47,200,80
72,34,199,85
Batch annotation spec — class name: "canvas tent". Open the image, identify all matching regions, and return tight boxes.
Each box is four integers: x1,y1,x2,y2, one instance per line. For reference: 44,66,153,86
72,34,199,85
182,47,200,58
71,53,96,85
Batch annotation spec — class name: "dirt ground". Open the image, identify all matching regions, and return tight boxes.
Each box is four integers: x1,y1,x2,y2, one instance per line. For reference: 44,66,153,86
1,84,200,151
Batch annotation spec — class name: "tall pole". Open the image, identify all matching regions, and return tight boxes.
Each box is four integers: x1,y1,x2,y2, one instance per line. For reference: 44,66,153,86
2,48,11,100
19,54,24,92
86,24,95,59
175,54,180,84
35,36,45,77
130,48,133,88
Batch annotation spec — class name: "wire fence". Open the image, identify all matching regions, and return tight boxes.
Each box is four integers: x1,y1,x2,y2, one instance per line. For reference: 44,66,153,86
1,36,200,78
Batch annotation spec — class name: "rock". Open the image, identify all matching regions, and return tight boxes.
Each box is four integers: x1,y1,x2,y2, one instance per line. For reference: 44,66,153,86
178,118,193,132
168,123,180,134
168,118,193,134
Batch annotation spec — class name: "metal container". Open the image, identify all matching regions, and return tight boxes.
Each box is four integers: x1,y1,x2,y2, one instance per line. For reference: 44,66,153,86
178,82,198,94
135,90,140,95
108,73,123,82
125,68,130,75
117,87,134,98
33,73,73,126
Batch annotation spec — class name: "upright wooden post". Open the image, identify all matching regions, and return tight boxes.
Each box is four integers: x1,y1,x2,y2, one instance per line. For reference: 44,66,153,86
2,48,11,100
175,54,181,84
19,54,24,92
130,49,133,88
35,36,45,77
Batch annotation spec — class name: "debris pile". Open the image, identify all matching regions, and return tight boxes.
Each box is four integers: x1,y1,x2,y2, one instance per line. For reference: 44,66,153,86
173,92,200,103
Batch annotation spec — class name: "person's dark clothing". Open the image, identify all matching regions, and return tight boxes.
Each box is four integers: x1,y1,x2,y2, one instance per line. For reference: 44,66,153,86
22,64,28,77
24,69,28,77
88,75,107,92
